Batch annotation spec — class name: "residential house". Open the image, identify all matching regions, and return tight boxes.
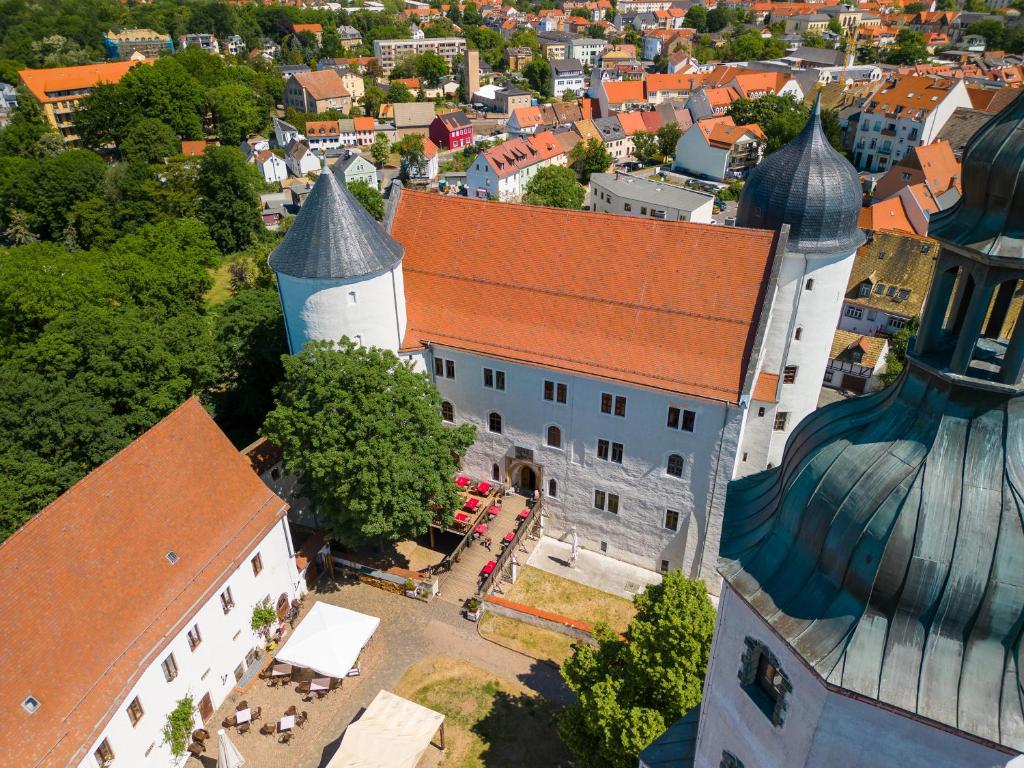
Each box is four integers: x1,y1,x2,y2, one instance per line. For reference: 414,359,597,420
824,329,889,392
103,28,174,59
429,110,474,150
225,35,246,56
286,139,321,177
537,31,574,60
284,70,352,114
306,120,343,152
872,139,961,201
686,86,742,121
0,81,18,123
392,101,438,140
18,60,144,145
272,116,303,149
338,116,377,147
593,78,645,116
337,25,363,49
590,172,715,222
281,64,311,80
334,149,379,189
507,46,533,71
592,115,630,160
178,33,219,53
239,134,270,157
839,230,940,337
290,22,324,44
402,137,440,182
254,149,288,184
859,183,939,237
551,59,586,99
260,39,281,60
466,130,568,200
672,118,765,181
645,72,705,105
852,75,972,172
372,38,466,76
568,38,607,68
0,398,300,768
784,13,830,34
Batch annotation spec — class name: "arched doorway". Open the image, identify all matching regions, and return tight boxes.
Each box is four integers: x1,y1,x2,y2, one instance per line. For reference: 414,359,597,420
517,465,537,493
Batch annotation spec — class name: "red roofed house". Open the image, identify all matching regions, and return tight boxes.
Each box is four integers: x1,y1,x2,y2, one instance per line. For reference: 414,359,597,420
305,119,342,151
466,130,569,200
686,86,742,120
290,21,324,44
594,77,646,116
672,116,766,180
507,105,546,135
284,69,352,114
429,110,474,150
0,398,301,767
872,138,961,201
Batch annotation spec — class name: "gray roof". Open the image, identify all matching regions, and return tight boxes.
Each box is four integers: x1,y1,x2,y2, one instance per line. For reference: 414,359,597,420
638,706,699,768
720,359,1024,751
333,150,372,175
551,58,584,74
268,166,403,280
789,45,845,67
929,90,1024,259
592,116,626,141
392,101,436,128
736,95,865,258
590,173,714,213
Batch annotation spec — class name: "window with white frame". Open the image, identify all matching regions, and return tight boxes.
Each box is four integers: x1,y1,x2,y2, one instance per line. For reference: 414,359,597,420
845,305,863,319
161,653,179,682
667,406,696,432
664,508,680,531
483,367,506,390
666,454,684,477
543,380,568,403
594,489,619,513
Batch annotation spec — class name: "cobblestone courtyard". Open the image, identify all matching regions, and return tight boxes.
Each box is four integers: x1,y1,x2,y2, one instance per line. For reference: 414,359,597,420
193,579,570,768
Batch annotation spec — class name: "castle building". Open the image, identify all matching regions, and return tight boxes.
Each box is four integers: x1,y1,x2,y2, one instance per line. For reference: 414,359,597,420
685,90,1024,768
269,104,864,587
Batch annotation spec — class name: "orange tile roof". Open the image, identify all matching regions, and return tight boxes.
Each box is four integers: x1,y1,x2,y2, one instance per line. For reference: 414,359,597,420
291,22,323,33
390,190,779,403
752,371,780,403
306,119,340,136
353,116,375,131
422,137,439,158
863,75,960,118
293,69,350,101
511,105,545,127
913,139,960,193
704,86,741,107
704,122,765,148
479,130,565,178
731,71,792,97
393,77,421,90
616,110,647,136
18,60,144,103
645,72,704,95
0,398,288,767
603,79,646,105
858,196,915,235
640,110,664,132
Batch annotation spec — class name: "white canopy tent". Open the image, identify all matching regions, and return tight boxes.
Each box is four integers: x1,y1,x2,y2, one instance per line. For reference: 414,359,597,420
328,689,445,768
274,602,380,679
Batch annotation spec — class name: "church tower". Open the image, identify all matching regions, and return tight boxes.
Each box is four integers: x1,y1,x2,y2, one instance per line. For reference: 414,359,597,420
734,96,865,474
269,165,407,354
688,91,1024,768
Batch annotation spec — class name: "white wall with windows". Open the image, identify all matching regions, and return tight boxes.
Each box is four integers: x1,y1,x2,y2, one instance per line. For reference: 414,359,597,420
79,520,300,768
839,300,911,337
425,346,743,586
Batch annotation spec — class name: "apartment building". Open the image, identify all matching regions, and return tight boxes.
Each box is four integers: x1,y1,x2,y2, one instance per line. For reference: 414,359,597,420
372,37,466,76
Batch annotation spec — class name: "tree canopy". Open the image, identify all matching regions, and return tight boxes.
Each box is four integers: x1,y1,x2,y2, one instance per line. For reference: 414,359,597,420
568,138,613,183
261,340,476,546
196,145,263,253
560,572,716,768
523,165,585,209
727,93,842,154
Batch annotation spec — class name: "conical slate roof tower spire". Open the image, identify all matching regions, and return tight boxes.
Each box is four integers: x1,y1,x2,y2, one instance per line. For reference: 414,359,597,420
268,163,403,280
737,94,865,257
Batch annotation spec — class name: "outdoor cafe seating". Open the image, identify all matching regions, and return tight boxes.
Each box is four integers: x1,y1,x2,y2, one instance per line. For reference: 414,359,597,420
473,480,491,495
486,504,499,520
473,523,488,538
454,475,469,488
502,531,515,549
463,497,480,512
480,560,497,577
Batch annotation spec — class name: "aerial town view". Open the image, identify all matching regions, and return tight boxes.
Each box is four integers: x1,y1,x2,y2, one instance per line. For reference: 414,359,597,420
0,0,1022,766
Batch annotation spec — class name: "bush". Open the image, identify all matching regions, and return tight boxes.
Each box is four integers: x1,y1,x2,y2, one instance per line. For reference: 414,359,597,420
251,603,278,634
162,696,196,758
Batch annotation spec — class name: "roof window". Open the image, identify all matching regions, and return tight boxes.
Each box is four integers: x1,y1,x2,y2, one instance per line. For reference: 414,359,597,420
166,551,179,565
22,696,40,714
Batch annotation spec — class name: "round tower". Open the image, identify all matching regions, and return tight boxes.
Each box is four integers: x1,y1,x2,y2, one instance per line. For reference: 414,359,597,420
736,95,865,469
269,165,407,354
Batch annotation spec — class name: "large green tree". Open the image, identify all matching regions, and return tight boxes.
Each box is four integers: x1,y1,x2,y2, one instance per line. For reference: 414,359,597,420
523,165,585,209
196,145,263,253
560,572,716,768
568,138,613,182
262,340,476,546
346,179,385,220
208,82,266,145
523,58,553,97
121,117,179,164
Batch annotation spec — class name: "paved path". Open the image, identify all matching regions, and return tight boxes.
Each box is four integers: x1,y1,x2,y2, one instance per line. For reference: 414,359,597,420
257,581,571,768
527,535,663,600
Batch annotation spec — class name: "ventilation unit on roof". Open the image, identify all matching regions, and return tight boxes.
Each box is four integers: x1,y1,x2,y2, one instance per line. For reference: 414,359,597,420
166,551,179,565
22,696,40,714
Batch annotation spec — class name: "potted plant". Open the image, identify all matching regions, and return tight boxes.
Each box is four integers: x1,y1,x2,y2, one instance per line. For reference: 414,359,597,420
403,578,418,598
251,603,277,639
464,597,482,622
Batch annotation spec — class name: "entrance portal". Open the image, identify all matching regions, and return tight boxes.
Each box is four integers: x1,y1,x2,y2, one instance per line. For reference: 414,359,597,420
518,466,537,493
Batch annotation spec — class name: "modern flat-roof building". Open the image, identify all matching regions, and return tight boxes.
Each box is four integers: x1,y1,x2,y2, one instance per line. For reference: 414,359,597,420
0,398,301,767
18,60,145,145
589,172,715,223
372,37,466,76
103,28,174,59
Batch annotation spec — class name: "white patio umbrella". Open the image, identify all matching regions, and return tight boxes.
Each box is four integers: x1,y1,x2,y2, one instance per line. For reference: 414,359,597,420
217,728,246,768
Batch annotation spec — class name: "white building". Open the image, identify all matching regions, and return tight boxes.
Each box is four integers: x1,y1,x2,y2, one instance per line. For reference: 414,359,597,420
178,33,219,53
852,75,971,172
824,329,888,392
285,139,322,177
589,172,715,222
254,149,288,184
372,37,466,76
551,58,586,99
673,118,766,181
0,398,301,768
225,34,245,56
568,37,607,68
466,130,569,201
269,103,866,584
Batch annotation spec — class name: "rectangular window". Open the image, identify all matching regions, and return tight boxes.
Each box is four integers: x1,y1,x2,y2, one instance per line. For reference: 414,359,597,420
484,367,493,388
94,740,115,766
594,489,606,509
187,623,202,652
556,382,566,403
126,697,144,727
845,305,863,319
600,392,612,413
220,586,234,614
544,380,553,400
661,559,670,574
667,406,680,429
888,316,907,330
495,370,505,390
434,358,444,376
641,206,647,215
773,412,789,431
251,553,263,576
681,409,695,432
624,202,631,211
610,442,623,463
597,439,609,460
607,493,619,514
614,395,626,417
665,508,679,531
445,359,455,379
783,366,797,384
161,654,178,682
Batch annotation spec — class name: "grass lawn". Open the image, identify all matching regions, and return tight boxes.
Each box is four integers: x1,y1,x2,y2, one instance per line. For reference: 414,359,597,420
478,613,576,666
395,656,573,768
205,261,234,306
504,566,636,633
